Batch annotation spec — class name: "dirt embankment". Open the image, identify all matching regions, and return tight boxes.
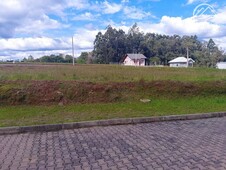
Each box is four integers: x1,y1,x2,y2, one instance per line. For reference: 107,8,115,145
1,80,226,105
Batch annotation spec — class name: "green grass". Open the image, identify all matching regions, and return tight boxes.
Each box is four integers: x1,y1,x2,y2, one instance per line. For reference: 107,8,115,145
1,64,226,82
1,96,226,127
1,64,226,127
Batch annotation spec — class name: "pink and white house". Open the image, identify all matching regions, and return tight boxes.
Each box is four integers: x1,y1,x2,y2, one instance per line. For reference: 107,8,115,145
123,54,147,66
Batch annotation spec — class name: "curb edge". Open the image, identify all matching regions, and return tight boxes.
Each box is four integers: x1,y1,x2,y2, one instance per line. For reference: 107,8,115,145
0,112,226,135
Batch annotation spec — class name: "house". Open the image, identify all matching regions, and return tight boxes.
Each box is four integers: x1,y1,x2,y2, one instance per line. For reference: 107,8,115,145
123,54,147,66
168,57,195,67
216,62,226,69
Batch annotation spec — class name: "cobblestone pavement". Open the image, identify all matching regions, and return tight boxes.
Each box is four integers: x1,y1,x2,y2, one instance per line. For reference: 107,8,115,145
1,117,226,170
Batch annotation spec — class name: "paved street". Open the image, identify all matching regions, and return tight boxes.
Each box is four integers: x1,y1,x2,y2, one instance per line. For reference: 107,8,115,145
1,117,226,170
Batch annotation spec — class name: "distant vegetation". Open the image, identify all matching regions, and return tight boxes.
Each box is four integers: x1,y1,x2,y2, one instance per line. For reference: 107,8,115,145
92,24,226,67
20,23,226,67
22,54,74,63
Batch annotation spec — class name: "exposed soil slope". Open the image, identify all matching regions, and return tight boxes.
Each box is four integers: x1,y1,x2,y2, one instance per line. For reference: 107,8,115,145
1,80,226,105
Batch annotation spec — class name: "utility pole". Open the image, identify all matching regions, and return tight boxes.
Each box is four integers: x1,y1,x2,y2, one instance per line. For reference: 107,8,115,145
72,36,75,66
187,47,189,68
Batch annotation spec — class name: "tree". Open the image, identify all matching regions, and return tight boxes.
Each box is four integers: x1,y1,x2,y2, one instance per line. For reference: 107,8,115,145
93,32,107,63
22,57,28,62
77,52,89,64
27,55,34,62
92,23,225,66
64,55,73,63
127,23,144,54
150,57,160,65
38,54,74,63
206,39,225,67
93,25,126,64
207,38,216,67
207,38,216,51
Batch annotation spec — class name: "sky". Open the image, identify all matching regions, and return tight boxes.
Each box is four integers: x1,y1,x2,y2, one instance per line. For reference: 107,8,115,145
0,0,226,60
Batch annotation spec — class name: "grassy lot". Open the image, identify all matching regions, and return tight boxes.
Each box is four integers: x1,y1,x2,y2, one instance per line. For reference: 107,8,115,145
1,63,226,127
1,63,226,82
1,96,226,127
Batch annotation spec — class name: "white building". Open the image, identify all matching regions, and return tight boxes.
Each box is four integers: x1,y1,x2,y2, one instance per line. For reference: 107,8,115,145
169,57,195,67
123,54,146,66
216,62,226,69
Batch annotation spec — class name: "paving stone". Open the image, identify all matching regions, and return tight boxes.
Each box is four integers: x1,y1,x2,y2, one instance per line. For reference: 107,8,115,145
1,117,226,169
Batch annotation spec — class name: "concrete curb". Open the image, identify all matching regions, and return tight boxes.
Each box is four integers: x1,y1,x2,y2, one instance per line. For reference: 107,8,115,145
1,112,226,135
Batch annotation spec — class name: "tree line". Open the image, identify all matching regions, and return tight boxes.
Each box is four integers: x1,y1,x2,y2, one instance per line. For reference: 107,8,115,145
22,54,74,63
23,23,226,67
90,24,226,67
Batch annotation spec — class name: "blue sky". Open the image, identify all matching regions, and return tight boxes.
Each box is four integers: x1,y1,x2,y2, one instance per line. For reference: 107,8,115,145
0,0,225,60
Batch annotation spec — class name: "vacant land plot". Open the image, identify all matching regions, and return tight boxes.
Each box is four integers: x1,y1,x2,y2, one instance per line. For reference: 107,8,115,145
0,63,226,127
1,63,226,82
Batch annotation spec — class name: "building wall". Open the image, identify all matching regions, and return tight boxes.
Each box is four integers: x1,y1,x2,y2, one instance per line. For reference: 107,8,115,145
135,59,145,66
217,62,226,69
170,62,194,68
124,57,145,66
123,57,134,66
170,62,187,67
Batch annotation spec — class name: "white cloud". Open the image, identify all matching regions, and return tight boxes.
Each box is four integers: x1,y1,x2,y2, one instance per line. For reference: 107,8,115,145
122,0,129,3
0,0,28,38
211,7,226,24
0,28,104,59
137,15,225,39
0,0,226,60
16,15,62,36
0,0,95,38
138,0,160,2
160,16,224,38
214,37,226,51
187,0,197,4
66,0,90,9
102,1,122,14
186,0,210,5
0,0,68,38
0,50,72,61
2,12,226,60
123,6,152,19
106,17,226,51
73,12,100,21
73,29,106,50
0,37,70,51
